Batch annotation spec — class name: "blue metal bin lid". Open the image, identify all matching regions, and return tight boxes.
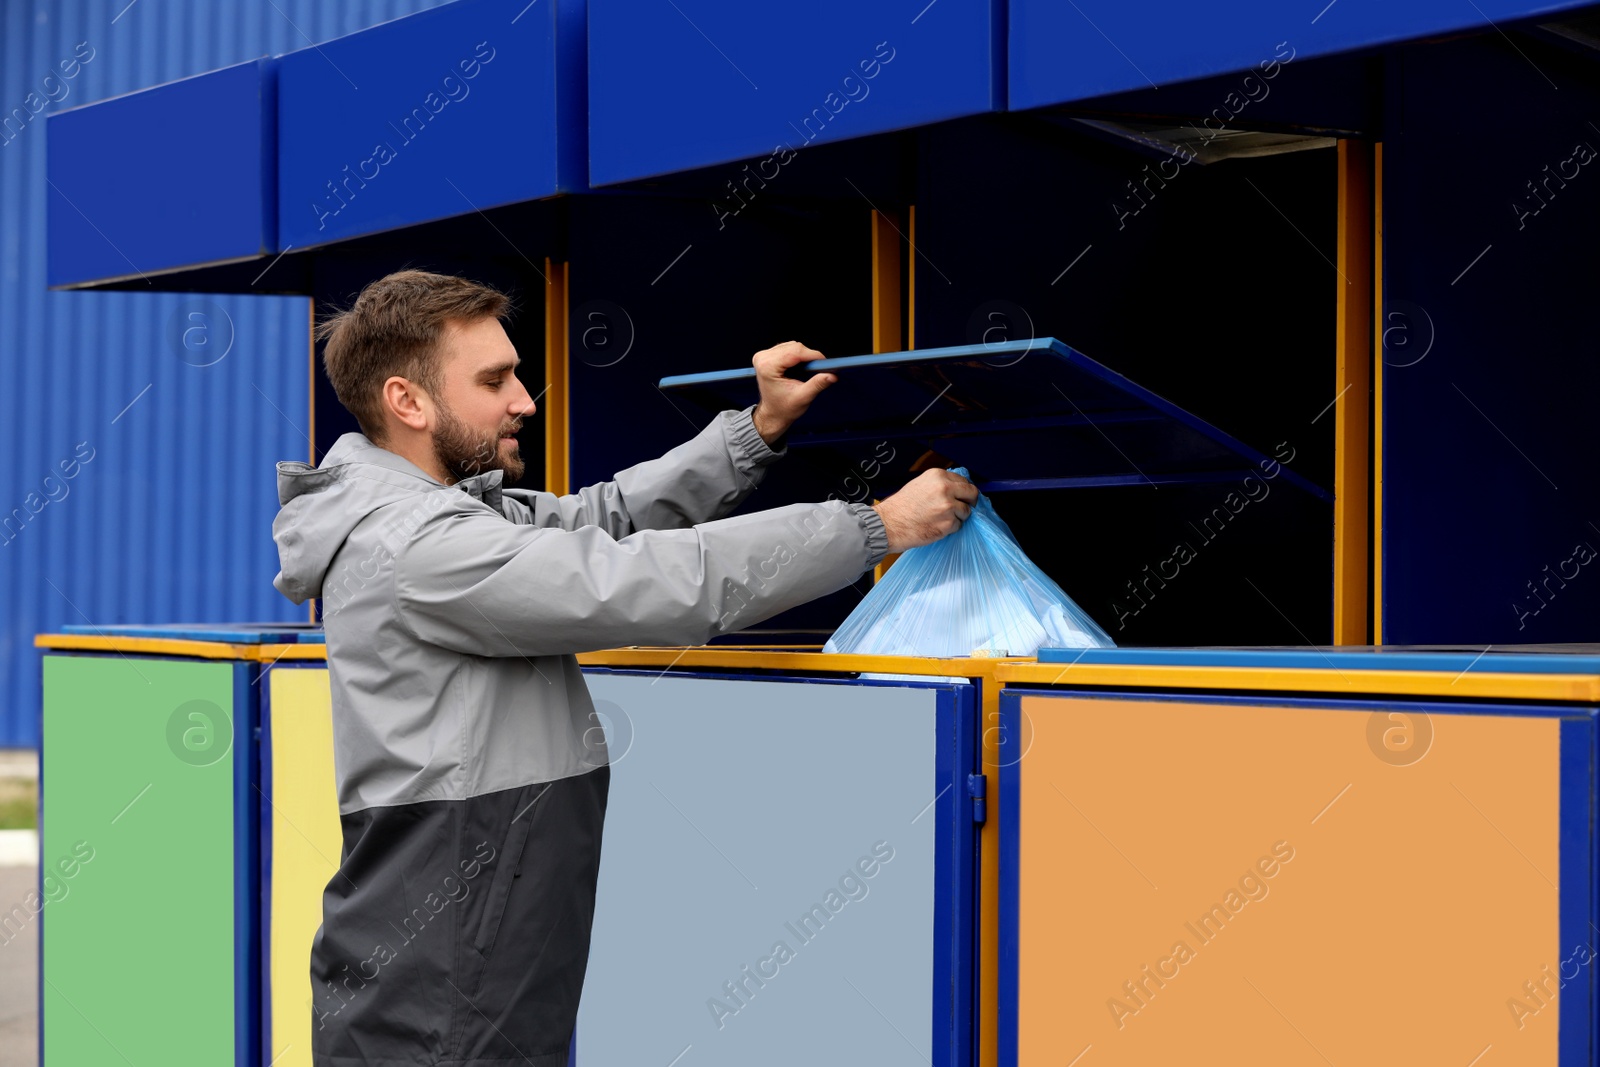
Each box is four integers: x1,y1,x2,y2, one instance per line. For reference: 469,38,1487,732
59,623,325,644
1034,644,1600,675
658,338,1330,501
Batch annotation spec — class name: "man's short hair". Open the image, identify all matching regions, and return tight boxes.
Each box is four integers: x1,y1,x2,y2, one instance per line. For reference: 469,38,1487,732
316,270,513,444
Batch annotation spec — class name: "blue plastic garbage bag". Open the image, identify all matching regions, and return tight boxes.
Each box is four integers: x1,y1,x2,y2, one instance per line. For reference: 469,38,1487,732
823,468,1115,657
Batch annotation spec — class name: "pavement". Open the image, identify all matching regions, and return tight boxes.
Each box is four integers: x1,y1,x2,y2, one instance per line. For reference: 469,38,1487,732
0,859,36,1067
0,750,36,1067
0,752,36,778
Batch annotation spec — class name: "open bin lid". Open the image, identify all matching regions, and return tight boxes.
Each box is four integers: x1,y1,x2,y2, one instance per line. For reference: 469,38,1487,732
659,338,1331,501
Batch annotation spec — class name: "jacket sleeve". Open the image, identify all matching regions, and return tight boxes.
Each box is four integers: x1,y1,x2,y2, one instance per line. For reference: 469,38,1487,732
497,405,784,537
394,496,889,658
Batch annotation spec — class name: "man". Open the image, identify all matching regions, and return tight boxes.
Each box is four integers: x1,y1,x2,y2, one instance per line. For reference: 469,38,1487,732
271,269,974,1066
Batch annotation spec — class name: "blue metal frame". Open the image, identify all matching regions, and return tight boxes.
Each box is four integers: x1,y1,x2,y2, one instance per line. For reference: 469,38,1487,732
659,338,1331,503
234,662,262,1067
997,685,1599,1067
997,686,1021,1067
35,678,45,1066
259,661,276,1067
1034,646,1600,675
959,676,981,1066
579,666,979,1067
981,470,1267,492
1558,720,1596,1066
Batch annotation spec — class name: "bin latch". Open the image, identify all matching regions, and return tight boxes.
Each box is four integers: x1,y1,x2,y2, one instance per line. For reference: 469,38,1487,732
966,773,987,825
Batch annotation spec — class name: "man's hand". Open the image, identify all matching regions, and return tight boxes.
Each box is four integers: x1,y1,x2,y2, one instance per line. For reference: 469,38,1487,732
751,341,836,446
872,469,978,553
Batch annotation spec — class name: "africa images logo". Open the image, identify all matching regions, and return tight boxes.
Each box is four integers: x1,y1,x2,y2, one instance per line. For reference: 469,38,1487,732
311,41,497,231
706,841,895,1029
165,699,232,767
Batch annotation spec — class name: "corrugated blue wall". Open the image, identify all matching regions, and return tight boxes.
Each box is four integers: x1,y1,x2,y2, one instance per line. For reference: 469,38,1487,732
0,0,455,747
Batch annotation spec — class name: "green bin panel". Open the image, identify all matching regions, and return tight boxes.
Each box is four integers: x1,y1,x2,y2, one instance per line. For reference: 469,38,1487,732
42,655,238,1065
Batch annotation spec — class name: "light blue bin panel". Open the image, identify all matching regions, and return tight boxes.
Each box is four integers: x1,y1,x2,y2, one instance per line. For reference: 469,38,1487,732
1009,0,1597,109
587,0,1003,186
277,0,586,250
577,669,973,1066
46,59,276,288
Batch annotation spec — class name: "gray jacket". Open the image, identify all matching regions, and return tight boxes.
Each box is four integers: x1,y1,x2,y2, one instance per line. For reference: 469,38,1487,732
271,404,890,815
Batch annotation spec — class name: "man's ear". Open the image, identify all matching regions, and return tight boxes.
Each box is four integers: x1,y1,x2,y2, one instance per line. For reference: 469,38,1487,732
382,375,432,434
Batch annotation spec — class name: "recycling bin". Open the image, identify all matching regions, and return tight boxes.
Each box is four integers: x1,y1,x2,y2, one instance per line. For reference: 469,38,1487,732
573,655,984,1066
996,646,1600,1066
34,623,325,1067
36,627,999,1067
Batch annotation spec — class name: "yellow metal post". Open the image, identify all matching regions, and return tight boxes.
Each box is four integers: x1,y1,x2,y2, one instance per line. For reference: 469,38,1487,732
308,298,319,625
544,258,570,496
871,209,903,355
871,209,906,583
1372,144,1385,645
1333,140,1373,645
907,204,917,351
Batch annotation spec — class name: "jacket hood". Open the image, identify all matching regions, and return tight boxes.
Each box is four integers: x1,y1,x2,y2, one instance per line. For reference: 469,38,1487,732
271,433,503,604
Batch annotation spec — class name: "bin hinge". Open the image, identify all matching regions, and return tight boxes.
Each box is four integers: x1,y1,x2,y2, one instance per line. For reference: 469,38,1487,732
967,773,987,825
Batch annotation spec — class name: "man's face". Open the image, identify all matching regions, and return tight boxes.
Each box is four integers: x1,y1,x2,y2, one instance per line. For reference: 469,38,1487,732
430,317,534,484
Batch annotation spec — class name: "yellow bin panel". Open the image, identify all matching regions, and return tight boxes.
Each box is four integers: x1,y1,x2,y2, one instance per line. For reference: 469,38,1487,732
267,667,343,1067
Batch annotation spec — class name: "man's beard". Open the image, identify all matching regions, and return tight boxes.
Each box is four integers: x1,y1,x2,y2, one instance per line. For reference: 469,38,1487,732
433,400,523,484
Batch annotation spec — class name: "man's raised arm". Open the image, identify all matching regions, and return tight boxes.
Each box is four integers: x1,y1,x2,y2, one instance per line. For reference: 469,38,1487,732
499,342,836,537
